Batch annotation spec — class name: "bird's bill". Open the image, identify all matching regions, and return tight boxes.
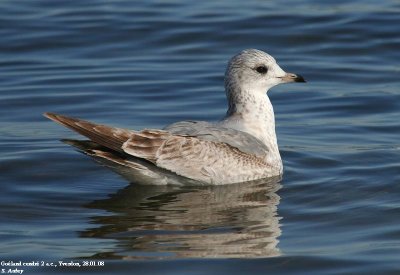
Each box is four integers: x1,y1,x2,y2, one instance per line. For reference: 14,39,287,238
278,73,306,83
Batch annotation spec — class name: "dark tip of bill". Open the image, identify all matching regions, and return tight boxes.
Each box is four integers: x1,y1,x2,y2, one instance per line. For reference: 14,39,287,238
295,74,306,83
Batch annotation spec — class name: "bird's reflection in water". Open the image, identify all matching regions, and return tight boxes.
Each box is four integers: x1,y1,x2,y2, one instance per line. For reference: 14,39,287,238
80,176,282,259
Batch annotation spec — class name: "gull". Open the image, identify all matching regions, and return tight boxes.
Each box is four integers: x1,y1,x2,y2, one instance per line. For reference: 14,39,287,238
45,49,305,185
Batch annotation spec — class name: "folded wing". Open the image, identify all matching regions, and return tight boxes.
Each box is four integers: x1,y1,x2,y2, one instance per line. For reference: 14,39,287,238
44,113,271,184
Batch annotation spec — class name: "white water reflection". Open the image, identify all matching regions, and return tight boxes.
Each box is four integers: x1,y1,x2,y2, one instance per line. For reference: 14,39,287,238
81,176,282,259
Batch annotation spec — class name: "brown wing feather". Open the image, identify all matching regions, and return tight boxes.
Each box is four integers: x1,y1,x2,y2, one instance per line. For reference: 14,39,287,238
122,130,170,162
44,112,132,153
44,113,170,163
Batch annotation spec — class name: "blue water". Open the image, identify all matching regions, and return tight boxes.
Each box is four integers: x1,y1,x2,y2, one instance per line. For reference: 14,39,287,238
1,0,400,274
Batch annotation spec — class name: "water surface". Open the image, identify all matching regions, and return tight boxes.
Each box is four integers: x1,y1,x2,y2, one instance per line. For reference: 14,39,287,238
1,0,399,274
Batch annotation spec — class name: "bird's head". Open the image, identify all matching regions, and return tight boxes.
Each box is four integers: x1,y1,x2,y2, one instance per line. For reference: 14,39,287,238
225,49,305,94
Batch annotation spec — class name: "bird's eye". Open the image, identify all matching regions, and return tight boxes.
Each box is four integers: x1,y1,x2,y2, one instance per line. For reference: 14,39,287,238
256,65,268,74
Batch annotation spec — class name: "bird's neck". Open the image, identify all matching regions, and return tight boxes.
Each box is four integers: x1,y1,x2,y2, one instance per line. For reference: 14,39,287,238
222,86,281,165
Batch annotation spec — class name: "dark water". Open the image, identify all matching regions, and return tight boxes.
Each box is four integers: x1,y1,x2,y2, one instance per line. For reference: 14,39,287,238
1,0,399,274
